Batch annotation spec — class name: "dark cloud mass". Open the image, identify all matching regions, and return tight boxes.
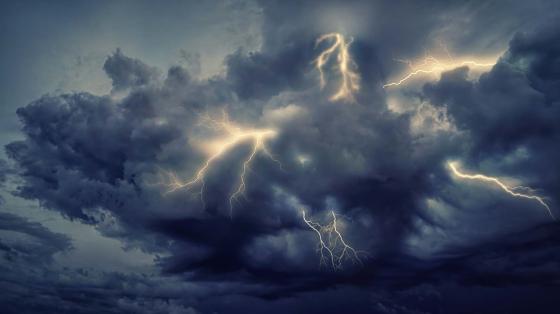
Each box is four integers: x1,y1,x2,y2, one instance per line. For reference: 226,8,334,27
2,1,560,313
423,21,560,212
104,49,161,91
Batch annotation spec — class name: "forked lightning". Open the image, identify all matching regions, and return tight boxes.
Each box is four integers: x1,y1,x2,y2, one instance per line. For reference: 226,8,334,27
302,209,366,270
161,110,279,215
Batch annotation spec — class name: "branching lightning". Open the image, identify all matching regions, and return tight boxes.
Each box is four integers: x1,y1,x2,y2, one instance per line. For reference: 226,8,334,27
383,55,496,88
314,33,360,102
161,110,279,215
302,209,366,270
448,161,555,220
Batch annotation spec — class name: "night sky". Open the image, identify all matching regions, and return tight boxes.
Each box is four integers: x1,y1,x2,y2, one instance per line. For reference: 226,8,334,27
1,1,560,313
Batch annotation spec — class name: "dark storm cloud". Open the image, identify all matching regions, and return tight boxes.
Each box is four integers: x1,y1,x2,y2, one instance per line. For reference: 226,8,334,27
442,223,560,287
5,42,451,301
225,43,314,100
0,262,208,314
103,49,160,91
3,1,560,313
6,92,179,222
0,159,8,183
402,20,560,311
229,0,450,99
0,212,71,264
0,213,230,314
422,20,560,211
4,50,452,313
0,159,9,204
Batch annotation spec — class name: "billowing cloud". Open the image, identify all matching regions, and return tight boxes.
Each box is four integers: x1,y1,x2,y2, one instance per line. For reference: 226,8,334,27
104,49,161,91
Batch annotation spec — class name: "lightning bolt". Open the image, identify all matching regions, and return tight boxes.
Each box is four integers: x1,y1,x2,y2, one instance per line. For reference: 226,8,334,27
314,33,360,102
161,110,279,216
383,55,496,88
302,209,366,270
448,161,555,220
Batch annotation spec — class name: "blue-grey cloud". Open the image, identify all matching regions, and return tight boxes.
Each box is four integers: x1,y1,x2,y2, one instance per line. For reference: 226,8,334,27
104,49,160,91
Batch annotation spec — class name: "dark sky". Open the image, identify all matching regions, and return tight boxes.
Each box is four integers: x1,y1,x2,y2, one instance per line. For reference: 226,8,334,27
1,1,560,313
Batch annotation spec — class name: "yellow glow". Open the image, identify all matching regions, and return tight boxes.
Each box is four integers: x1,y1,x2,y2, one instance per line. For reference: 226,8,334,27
302,209,366,270
314,33,360,102
161,110,279,216
296,154,310,166
448,161,555,220
383,55,496,88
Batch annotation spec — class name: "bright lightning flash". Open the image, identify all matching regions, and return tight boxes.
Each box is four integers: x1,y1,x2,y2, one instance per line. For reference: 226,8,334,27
448,161,555,220
302,209,366,270
383,55,496,88
314,33,360,102
162,111,279,215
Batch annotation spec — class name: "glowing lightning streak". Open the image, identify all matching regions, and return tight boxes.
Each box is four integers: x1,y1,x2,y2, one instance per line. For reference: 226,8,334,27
448,162,556,220
314,33,360,102
162,111,279,216
383,56,496,88
302,209,365,270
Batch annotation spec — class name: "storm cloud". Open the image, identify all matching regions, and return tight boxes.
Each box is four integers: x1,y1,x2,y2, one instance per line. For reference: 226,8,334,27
1,0,560,313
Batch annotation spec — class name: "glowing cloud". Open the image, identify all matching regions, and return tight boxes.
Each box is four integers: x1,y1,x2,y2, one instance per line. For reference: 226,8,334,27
161,110,279,216
383,55,496,88
314,33,360,102
302,209,366,270
448,161,555,220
